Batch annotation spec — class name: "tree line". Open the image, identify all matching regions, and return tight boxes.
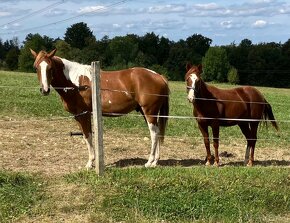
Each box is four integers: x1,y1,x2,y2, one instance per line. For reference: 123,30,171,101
1,22,290,88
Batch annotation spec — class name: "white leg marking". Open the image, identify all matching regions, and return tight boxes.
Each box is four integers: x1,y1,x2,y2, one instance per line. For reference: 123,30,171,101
145,123,160,168
83,133,95,169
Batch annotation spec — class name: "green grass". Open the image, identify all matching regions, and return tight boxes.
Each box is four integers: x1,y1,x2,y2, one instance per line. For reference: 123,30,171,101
0,70,290,222
66,167,290,223
0,171,44,222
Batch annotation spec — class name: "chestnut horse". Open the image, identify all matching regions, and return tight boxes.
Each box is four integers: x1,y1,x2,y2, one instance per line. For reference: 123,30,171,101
185,64,278,166
30,49,169,169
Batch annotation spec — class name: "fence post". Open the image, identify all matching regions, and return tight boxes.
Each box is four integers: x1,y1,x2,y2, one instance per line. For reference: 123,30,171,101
91,61,104,175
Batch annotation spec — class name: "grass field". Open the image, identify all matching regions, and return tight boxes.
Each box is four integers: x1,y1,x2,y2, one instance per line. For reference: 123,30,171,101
0,70,289,222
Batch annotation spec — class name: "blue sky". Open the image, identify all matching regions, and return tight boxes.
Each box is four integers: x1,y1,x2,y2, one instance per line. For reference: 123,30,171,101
1,0,290,45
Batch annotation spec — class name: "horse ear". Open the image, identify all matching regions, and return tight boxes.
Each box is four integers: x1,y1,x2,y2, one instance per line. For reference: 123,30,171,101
186,62,192,72
47,48,57,58
30,49,37,58
197,64,203,73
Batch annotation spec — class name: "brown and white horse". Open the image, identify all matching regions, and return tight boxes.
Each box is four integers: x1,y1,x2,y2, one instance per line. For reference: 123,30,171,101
185,64,278,166
30,49,169,169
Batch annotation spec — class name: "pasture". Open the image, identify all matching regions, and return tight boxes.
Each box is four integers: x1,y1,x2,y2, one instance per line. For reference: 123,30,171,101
0,70,289,222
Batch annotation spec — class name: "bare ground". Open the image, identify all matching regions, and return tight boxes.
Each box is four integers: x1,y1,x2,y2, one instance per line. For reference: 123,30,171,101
1,117,289,176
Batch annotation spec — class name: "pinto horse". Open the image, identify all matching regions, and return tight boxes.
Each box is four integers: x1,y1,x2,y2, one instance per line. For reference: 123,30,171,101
30,49,169,169
185,64,278,166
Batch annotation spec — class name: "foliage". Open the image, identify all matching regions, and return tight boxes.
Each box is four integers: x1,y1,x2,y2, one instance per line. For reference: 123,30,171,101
227,67,239,84
64,22,94,50
1,22,290,86
202,47,230,82
186,33,212,63
5,48,19,70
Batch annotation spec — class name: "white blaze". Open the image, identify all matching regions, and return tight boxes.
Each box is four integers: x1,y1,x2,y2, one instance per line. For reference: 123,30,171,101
187,73,198,102
39,61,49,91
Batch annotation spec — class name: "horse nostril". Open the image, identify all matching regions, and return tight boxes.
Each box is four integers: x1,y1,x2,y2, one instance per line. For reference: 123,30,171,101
40,88,50,96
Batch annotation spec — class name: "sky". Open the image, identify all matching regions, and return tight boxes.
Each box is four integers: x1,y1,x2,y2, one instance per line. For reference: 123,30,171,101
1,0,290,46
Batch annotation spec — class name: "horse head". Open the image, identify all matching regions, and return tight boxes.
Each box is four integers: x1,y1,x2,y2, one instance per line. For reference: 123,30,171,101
185,63,202,103
30,49,57,96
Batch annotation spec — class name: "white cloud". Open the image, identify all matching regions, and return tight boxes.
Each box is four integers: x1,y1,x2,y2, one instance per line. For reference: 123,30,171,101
148,4,186,13
220,20,233,29
78,5,107,14
0,11,11,17
252,20,267,28
112,23,121,29
194,3,220,10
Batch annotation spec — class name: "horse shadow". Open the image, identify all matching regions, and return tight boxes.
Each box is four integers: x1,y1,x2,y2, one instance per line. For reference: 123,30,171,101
110,157,205,168
110,157,290,168
224,160,290,167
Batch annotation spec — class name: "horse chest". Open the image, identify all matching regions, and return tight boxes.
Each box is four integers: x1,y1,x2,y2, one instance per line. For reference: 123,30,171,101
60,91,92,113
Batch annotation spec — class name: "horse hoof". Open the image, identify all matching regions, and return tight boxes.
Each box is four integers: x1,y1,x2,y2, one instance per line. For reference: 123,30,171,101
85,161,94,170
214,162,220,167
145,162,152,168
205,161,211,166
247,161,253,167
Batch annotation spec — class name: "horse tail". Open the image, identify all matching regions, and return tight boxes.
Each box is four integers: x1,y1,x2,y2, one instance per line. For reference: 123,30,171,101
158,82,170,143
263,101,279,131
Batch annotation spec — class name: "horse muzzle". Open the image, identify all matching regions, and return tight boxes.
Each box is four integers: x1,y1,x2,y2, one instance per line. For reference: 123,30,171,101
187,96,194,103
187,89,195,103
40,87,50,96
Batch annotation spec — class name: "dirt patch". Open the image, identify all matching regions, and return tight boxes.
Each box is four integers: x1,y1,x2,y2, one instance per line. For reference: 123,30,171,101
0,118,289,177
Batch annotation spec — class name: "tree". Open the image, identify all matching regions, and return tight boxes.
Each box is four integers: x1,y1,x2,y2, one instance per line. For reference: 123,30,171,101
54,39,72,59
227,67,239,84
186,34,212,63
165,40,188,80
5,48,19,70
202,47,230,82
108,35,139,67
139,32,159,65
64,22,94,49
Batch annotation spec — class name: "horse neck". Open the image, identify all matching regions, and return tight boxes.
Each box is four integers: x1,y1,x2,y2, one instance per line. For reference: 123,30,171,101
51,57,75,96
197,80,213,99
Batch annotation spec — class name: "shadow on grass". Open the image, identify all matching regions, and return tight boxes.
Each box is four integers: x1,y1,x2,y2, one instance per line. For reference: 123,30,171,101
225,159,290,167
110,157,204,168
110,157,290,168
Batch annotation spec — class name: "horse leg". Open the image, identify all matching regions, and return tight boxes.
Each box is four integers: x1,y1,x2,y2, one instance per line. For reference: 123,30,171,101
75,114,95,170
144,122,160,168
238,123,251,165
211,124,220,166
198,123,211,166
141,107,160,167
247,122,259,167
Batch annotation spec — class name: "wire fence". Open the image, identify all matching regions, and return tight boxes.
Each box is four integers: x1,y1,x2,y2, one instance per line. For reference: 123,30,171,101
0,82,289,144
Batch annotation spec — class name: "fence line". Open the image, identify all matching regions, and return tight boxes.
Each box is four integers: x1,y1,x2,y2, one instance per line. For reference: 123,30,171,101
0,130,287,143
1,110,290,124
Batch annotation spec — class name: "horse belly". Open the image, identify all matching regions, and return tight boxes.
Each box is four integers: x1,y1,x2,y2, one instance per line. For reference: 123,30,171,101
220,103,247,126
101,94,137,115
